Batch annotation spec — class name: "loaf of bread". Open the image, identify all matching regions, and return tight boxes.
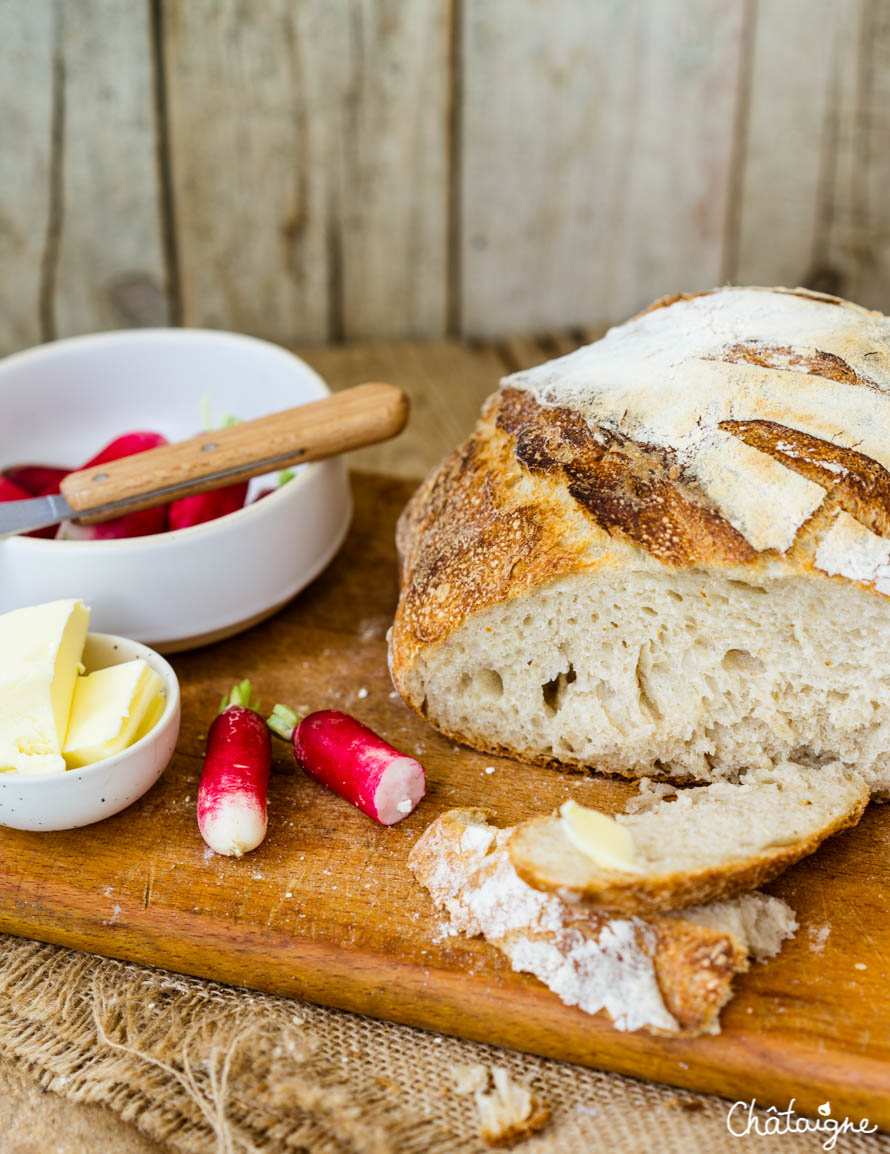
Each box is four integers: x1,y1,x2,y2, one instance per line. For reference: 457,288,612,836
390,287,890,792
508,762,868,913
409,808,798,1035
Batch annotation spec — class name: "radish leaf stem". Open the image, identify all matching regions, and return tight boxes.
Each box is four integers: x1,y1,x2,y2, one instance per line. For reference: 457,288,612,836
220,679,260,714
268,703,302,742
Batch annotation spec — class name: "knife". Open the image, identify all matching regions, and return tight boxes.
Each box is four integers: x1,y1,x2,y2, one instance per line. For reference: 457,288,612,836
0,382,408,538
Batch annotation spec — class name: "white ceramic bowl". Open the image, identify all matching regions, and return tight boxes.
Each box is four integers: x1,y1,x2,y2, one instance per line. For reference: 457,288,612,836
0,632,180,831
0,329,352,650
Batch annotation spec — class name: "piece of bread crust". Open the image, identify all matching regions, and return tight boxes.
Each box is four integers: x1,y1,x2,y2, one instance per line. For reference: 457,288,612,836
507,763,869,914
409,808,797,1036
474,1067,551,1148
390,288,890,791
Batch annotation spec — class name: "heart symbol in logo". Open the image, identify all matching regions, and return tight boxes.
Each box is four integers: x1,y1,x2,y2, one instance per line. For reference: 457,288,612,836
818,1102,831,1116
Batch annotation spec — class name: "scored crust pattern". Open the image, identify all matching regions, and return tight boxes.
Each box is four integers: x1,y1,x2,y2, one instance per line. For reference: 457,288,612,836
392,287,890,676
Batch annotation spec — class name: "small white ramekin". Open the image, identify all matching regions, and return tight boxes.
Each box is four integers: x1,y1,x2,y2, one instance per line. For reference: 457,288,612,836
0,632,180,831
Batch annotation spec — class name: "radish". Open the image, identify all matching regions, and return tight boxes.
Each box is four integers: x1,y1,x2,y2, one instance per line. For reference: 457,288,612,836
0,477,31,502
168,481,249,530
168,405,250,527
58,505,169,540
198,680,271,857
3,423,257,540
2,464,69,494
56,430,170,540
268,706,426,825
82,430,169,468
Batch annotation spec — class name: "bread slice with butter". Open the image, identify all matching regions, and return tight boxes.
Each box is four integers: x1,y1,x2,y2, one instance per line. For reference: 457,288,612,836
390,287,890,794
409,808,798,1036
507,763,868,914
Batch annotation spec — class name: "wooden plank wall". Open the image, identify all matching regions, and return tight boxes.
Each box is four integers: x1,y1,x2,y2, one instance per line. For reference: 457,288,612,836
1,0,889,354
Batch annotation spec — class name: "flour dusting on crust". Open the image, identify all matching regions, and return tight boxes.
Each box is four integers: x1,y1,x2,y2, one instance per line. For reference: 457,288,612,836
815,510,890,594
409,809,797,1035
504,286,890,571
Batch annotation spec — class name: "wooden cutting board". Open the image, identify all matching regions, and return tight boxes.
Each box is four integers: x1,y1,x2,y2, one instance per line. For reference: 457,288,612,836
1,471,888,1130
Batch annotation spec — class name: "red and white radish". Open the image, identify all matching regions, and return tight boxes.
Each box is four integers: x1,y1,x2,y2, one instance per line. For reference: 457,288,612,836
198,680,271,857
268,706,426,825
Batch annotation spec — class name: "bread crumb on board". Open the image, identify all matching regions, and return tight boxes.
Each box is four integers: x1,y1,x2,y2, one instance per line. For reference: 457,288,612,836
452,1065,550,1147
664,1094,705,1113
452,1063,488,1096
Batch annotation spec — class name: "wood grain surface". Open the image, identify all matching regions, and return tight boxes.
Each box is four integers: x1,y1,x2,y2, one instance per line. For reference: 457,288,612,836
459,0,746,335
162,0,450,344
0,0,168,353
298,336,509,478
0,471,888,1130
7,2,890,351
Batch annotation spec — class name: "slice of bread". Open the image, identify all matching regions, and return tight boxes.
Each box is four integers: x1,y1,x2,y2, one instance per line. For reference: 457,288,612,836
409,808,798,1036
390,288,890,793
507,762,869,913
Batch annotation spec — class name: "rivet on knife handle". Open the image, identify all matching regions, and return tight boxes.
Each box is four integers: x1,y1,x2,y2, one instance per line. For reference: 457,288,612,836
60,382,409,520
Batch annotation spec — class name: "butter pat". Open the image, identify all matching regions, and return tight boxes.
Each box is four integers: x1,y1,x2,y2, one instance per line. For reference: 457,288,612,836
0,599,90,775
63,659,163,769
559,800,641,873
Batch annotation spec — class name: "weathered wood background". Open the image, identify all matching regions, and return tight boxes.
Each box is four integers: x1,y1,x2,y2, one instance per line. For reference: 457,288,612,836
2,0,888,355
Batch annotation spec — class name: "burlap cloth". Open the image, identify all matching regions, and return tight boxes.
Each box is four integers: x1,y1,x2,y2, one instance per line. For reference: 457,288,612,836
0,935,888,1153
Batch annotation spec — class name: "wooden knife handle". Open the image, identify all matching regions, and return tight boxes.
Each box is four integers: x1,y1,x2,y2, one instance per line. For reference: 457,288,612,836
61,382,409,517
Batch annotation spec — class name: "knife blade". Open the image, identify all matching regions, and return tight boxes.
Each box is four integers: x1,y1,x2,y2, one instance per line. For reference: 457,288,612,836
0,492,74,536
0,382,408,539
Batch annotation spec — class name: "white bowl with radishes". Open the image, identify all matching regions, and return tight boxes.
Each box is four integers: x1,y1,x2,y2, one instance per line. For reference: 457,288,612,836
0,329,352,651
0,632,180,831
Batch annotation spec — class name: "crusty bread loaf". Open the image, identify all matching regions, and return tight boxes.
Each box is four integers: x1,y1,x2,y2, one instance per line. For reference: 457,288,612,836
409,808,798,1035
507,762,868,913
390,287,890,793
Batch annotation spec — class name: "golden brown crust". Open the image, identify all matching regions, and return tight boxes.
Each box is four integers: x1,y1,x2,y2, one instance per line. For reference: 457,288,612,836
648,918,747,1034
472,1068,552,1148
506,783,869,914
392,377,887,687
710,340,880,391
390,386,762,691
497,387,758,566
480,1105,551,1149
392,404,590,668
719,418,890,538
